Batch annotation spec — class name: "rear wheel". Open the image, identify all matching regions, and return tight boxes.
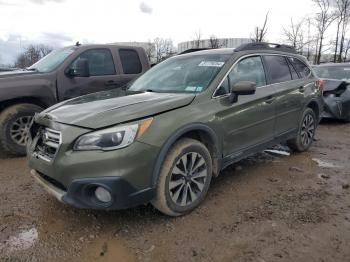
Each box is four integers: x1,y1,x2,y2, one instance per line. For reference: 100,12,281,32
0,103,43,156
152,138,212,216
287,108,317,152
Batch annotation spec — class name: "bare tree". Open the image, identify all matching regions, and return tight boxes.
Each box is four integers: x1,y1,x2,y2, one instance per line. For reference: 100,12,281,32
144,41,155,63
283,18,305,53
334,0,350,62
209,35,220,49
153,38,175,63
313,0,337,64
14,44,53,68
193,29,202,48
306,17,314,60
343,38,350,60
251,12,269,42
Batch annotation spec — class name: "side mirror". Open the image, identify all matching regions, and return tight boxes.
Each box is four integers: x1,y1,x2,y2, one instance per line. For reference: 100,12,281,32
229,81,256,103
66,58,90,78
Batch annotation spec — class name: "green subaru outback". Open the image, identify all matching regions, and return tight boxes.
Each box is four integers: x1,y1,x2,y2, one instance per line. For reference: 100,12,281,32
28,43,324,216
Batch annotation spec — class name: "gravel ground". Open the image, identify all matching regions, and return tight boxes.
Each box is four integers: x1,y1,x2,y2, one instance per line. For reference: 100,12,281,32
0,121,349,262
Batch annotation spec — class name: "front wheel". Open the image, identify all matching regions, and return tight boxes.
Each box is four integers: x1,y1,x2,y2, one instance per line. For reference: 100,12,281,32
0,103,43,156
152,138,213,216
287,108,317,152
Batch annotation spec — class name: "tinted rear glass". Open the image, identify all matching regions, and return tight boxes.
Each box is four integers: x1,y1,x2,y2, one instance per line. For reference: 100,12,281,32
288,57,311,78
263,55,292,84
119,49,142,74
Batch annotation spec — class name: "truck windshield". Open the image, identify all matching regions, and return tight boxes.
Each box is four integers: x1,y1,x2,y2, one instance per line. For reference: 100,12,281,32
128,54,231,93
28,47,75,73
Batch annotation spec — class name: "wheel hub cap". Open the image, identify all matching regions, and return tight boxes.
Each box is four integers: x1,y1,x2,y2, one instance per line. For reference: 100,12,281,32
169,152,207,207
300,113,315,147
10,116,33,146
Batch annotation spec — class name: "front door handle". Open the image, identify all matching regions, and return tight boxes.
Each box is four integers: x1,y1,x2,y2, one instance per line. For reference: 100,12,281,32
265,96,275,104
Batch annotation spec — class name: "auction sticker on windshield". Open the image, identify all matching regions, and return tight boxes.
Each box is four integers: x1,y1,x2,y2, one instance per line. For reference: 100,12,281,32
198,61,225,67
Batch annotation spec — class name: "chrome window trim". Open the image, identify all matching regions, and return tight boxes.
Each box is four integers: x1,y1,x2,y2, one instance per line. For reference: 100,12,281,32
212,53,313,99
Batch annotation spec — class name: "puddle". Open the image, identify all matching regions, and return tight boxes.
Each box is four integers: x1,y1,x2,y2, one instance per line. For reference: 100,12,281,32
0,227,38,253
312,158,342,168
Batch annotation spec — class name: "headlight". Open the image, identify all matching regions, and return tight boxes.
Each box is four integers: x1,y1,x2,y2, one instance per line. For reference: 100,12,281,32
74,118,152,151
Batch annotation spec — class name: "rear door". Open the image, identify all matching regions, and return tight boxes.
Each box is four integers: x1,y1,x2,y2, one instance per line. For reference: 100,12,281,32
57,48,121,100
262,55,304,137
113,48,146,87
215,55,276,157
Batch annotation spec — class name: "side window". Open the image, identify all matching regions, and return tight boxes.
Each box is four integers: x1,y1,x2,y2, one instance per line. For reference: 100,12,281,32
229,56,266,88
287,59,299,79
72,49,115,76
263,55,291,84
119,49,142,74
288,57,311,78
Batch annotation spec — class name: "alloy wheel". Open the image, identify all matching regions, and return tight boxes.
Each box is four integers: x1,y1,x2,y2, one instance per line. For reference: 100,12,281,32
300,113,315,147
10,116,33,146
169,152,208,207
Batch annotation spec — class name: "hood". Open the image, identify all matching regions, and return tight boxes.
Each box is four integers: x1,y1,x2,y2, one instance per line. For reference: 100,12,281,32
39,89,196,129
0,70,39,79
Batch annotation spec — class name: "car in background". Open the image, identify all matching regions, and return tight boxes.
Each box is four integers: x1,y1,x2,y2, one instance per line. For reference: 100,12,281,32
0,43,150,155
313,63,350,122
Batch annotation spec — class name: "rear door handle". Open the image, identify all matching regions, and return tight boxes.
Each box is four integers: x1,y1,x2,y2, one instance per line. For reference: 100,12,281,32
299,86,306,93
104,80,118,86
265,96,275,104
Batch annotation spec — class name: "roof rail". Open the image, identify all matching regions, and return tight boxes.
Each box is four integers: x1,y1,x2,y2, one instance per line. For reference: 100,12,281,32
235,42,297,54
179,48,210,55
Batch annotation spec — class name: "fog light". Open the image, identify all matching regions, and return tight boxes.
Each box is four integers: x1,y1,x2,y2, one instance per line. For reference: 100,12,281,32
94,186,112,203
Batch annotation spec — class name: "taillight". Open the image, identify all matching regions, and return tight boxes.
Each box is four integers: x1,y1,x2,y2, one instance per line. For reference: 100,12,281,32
315,79,324,92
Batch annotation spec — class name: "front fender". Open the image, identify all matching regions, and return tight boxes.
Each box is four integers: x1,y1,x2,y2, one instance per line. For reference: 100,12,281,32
150,123,221,187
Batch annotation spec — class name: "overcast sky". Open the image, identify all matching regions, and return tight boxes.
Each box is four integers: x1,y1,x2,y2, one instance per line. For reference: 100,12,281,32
0,0,320,65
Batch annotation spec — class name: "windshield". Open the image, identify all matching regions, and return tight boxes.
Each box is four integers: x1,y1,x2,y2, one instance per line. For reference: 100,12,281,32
128,54,231,93
313,65,350,81
28,47,75,73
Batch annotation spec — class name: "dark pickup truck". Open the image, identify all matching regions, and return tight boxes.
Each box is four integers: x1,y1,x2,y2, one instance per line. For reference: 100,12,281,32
0,44,150,155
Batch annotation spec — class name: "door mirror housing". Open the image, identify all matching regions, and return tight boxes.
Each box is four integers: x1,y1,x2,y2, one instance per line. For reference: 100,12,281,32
66,58,90,78
229,81,256,103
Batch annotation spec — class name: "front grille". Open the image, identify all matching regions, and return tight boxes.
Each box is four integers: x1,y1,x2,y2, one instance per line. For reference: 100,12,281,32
37,171,67,191
33,127,62,162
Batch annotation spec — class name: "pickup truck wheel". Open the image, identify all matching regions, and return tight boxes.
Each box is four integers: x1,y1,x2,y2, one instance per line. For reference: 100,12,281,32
0,103,43,156
287,108,317,152
152,138,212,216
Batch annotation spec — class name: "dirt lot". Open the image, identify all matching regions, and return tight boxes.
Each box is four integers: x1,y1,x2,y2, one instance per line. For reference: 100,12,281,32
0,121,350,262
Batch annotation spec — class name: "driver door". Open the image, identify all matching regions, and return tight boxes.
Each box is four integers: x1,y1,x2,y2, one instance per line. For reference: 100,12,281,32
215,55,276,157
57,48,119,101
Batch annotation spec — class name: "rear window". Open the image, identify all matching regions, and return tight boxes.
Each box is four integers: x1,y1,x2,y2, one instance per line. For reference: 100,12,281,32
119,49,142,74
263,55,292,84
288,57,311,78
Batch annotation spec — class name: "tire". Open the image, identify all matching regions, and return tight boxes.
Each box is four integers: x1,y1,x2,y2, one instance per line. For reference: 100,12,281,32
0,103,43,156
152,138,213,216
287,108,317,152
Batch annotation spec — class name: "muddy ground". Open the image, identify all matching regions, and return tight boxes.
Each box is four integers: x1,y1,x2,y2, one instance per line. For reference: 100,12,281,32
0,121,349,262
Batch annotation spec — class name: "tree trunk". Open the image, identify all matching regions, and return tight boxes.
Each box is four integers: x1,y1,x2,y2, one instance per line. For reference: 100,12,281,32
317,36,324,65
334,20,341,62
